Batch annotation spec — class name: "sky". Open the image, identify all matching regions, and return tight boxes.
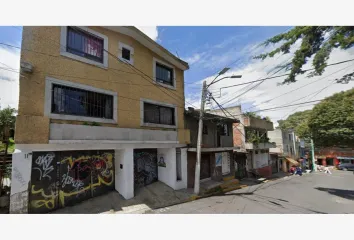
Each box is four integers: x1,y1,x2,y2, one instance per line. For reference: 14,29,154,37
1,26,353,126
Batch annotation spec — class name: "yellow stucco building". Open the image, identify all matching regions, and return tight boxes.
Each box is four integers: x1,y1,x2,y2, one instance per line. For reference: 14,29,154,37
10,26,190,213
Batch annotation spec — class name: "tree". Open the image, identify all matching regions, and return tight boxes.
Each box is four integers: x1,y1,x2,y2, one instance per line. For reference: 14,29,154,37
255,26,354,84
278,110,312,139
308,88,354,147
0,107,17,140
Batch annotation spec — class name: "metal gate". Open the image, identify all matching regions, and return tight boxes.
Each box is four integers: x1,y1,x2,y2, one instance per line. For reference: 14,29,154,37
29,150,114,213
133,149,158,191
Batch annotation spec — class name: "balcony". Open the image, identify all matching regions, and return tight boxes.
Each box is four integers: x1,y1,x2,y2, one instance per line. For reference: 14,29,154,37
245,142,276,150
49,123,180,144
244,116,274,131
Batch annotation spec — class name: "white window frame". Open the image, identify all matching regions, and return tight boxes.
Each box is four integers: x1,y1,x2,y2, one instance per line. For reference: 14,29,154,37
140,98,177,129
153,57,176,90
44,76,118,124
60,26,109,69
118,42,134,65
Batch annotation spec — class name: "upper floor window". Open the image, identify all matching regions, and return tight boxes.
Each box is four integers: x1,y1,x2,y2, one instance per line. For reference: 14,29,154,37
60,26,108,68
143,102,175,126
67,27,104,63
52,84,113,119
118,42,134,65
156,63,173,85
153,58,176,90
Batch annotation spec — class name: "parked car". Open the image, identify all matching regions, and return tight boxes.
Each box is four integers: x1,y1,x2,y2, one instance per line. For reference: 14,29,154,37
337,163,354,171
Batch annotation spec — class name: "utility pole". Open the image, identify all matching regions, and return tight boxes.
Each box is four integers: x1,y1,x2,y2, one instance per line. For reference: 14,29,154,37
310,138,316,172
292,131,297,158
194,81,207,194
193,68,242,195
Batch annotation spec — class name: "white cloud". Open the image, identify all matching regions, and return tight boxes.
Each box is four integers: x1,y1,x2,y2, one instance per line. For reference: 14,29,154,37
188,41,354,125
136,26,158,41
183,53,204,65
0,46,20,109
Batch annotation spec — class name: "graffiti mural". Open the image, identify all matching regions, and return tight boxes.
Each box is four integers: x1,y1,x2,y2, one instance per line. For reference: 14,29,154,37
29,150,114,213
134,149,158,190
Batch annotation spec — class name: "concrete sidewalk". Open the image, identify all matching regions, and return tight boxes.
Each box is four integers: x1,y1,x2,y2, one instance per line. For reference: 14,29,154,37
52,182,195,214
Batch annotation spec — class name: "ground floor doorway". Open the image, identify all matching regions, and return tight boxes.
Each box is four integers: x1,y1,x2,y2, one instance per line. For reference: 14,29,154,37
133,149,158,191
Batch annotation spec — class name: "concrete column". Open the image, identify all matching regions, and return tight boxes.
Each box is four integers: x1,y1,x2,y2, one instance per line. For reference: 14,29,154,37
114,148,134,199
175,148,187,190
157,148,176,189
10,149,33,214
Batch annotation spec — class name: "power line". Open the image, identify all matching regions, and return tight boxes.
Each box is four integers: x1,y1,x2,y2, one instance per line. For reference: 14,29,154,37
243,64,354,112
218,26,334,107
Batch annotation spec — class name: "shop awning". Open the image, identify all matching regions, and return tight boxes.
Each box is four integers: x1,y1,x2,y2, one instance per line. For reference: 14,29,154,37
285,157,299,166
337,156,354,160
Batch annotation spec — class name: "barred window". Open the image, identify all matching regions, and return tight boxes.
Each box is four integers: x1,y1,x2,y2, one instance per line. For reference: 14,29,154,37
67,27,104,63
52,84,113,119
143,102,175,126
155,62,173,86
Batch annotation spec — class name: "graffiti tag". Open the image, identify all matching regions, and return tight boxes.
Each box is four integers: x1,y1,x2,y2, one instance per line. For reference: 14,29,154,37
13,167,26,187
34,153,55,180
61,173,85,191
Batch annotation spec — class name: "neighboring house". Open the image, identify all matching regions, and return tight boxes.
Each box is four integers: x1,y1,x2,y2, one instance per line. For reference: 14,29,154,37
11,26,190,214
315,147,354,167
268,128,304,172
211,106,275,178
184,108,240,188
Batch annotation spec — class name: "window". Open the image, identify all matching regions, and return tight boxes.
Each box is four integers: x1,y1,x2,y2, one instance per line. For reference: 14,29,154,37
52,84,113,119
153,58,176,89
66,27,104,63
289,133,292,141
143,102,175,126
221,124,229,136
118,42,134,65
122,48,131,61
176,148,182,181
156,63,173,86
61,26,108,68
203,125,208,135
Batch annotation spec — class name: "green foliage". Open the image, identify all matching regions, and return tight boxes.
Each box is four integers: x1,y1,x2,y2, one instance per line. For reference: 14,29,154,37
254,26,354,84
0,138,15,154
308,88,354,147
0,107,17,140
278,110,312,139
245,128,270,145
265,116,271,122
279,89,354,147
243,112,261,119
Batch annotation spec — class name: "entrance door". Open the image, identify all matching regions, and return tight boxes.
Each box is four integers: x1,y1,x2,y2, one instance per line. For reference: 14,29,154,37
200,154,211,180
133,149,158,190
234,153,247,179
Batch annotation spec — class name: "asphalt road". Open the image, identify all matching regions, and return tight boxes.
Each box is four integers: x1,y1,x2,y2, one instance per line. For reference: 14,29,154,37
148,170,354,214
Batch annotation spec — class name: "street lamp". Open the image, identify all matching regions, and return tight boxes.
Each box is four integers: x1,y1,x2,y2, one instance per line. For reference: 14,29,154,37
210,74,242,86
208,67,231,87
194,66,242,195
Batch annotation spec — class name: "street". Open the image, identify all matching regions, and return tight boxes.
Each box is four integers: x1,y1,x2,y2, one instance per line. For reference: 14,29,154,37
148,170,354,214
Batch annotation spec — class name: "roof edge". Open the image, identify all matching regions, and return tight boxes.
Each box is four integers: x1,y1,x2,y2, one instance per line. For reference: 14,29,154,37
102,26,189,71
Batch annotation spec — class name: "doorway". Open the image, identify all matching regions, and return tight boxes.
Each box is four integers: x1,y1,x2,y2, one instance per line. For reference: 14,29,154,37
133,149,158,191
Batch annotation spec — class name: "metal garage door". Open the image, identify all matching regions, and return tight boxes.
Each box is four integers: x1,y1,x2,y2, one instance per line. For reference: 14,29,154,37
29,150,114,213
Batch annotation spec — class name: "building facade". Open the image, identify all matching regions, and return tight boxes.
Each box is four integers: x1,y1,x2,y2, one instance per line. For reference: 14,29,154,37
184,108,239,188
11,26,190,213
268,128,305,172
211,106,275,178
315,147,354,166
